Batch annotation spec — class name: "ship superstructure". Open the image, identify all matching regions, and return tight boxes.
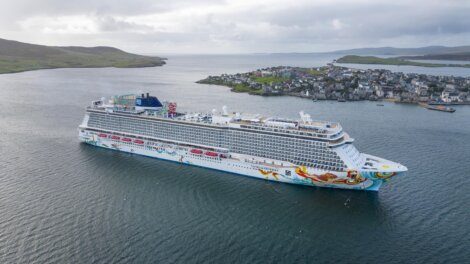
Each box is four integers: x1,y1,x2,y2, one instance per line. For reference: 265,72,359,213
78,93,407,191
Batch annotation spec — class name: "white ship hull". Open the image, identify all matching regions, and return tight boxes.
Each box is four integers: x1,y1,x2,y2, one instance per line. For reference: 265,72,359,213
79,130,403,191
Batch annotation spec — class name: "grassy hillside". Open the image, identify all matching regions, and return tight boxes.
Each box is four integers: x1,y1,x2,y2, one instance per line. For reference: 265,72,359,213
331,46,470,55
336,55,470,68
0,38,165,74
399,52,470,61
251,76,288,84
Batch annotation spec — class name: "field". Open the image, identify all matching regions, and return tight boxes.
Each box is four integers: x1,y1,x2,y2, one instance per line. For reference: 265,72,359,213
251,76,289,84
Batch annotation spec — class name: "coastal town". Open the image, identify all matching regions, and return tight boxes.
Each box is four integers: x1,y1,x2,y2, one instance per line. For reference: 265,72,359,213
197,64,470,104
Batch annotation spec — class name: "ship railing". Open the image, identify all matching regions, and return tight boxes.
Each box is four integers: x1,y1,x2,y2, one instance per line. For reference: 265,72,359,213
244,120,342,135
240,123,341,139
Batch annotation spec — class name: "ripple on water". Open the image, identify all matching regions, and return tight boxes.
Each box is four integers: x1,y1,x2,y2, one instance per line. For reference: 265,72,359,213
1,62,470,263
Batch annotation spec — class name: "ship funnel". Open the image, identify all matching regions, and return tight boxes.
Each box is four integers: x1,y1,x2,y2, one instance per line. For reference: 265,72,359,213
222,105,228,116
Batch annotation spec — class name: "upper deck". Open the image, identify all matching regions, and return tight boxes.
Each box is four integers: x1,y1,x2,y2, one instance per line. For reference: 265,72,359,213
87,94,352,144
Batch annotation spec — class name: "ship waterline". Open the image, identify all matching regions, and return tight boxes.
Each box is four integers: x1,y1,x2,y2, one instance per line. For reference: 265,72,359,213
78,93,407,191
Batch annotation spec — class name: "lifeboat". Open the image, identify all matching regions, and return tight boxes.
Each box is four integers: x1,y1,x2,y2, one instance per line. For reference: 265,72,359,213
219,154,228,159
122,138,132,142
111,135,120,140
205,151,218,157
190,149,203,155
134,139,144,144
98,133,108,138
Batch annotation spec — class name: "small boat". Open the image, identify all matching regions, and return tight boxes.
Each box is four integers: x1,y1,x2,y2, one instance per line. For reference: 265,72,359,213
337,98,346,102
122,138,132,142
425,104,456,113
111,135,120,140
205,151,218,157
376,104,384,106
134,139,144,144
190,149,203,155
98,133,108,138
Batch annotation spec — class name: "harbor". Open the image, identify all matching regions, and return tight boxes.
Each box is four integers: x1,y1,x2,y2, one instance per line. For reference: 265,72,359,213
1,55,469,263
197,65,470,106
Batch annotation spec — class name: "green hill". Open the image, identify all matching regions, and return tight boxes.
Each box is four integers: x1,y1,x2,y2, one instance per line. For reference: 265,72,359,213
331,46,470,55
336,55,470,68
0,38,166,74
399,52,470,61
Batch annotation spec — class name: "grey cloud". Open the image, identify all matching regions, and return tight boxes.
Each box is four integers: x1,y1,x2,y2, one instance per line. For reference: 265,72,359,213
96,16,154,32
238,2,470,39
0,0,469,53
1,0,225,16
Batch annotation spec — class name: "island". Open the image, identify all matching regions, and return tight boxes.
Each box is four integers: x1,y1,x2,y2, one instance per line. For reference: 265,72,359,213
336,55,470,68
328,45,470,56
0,38,166,74
196,65,470,104
399,52,470,61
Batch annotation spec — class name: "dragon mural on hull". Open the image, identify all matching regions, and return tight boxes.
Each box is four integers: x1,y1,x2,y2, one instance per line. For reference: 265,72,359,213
258,167,375,189
374,172,397,179
90,135,400,191
295,166,367,186
258,169,280,180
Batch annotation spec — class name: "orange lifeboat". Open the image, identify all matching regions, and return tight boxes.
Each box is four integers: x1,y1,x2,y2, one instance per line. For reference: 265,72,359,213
134,139,144,144
98,133,108,138
205,151,218,157
111,135,120,140
122,138,132,142
190,149,203,155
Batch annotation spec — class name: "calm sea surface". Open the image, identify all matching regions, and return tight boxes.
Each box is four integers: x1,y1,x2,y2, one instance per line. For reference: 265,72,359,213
0,54,469,263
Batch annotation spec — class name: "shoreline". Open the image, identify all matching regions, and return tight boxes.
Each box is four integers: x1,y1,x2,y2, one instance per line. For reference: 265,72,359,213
0,62,166,75
200,82,470,105
196,64,470,105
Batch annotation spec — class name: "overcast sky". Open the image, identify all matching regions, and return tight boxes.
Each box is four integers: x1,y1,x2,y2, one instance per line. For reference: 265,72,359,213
0,0,469,54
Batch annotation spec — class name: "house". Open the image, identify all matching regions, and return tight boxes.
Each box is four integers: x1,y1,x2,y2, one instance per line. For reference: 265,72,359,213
441,90,460,103
261,70,273,77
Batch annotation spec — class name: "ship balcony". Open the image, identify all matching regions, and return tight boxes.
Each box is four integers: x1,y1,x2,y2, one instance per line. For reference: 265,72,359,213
328,133,354,147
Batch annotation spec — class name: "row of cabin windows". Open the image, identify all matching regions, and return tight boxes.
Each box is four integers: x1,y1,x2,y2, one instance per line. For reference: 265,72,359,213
90,114,345,169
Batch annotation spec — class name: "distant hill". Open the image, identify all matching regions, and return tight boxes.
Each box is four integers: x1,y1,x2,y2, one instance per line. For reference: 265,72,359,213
399,52,470,61
0,38,165,74
336,55,470,68
330,46,470,56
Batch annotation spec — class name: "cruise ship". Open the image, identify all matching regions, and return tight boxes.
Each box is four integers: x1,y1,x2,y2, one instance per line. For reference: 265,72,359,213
78,93,407,191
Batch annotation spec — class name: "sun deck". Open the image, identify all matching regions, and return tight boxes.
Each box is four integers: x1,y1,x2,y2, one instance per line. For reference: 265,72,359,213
89,96,344,140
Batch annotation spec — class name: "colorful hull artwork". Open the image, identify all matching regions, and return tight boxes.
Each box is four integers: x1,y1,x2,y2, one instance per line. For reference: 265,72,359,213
80,132,404,191
258,167,398,190
292,166,398,190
